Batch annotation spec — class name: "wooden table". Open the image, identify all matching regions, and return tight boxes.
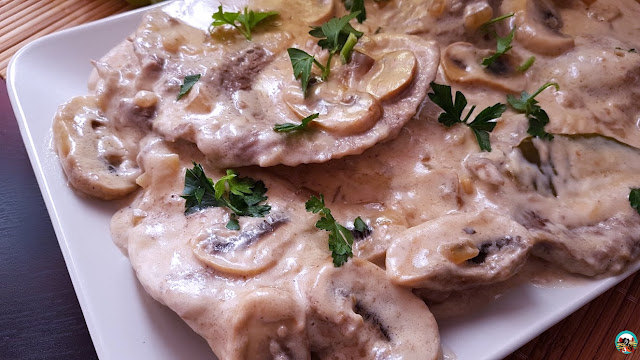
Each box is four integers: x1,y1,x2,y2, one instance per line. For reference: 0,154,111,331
1,1,639,359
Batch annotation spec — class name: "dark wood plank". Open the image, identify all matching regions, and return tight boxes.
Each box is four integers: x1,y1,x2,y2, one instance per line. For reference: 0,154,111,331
0,80,98,359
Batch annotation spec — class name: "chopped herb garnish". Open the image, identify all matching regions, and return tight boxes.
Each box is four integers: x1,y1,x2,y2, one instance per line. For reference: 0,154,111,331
630,188,640,215
428,82,507,152
226,214,240,230
340,32,359,64
306,194,355,267
482,27,516,67
287,12,363,95
274,113,319,133
517,56,536,72
480,12,514,29
342,0,366,23
615,47,637,53
353,216,373,236
507,82,559,140
181,163,271,230
211,6,278,41
177,74,201,100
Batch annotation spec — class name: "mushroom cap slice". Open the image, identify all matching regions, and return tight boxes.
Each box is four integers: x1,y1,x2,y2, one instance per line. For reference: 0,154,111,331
502,0,574,55
191,211,291,276
306,258,441,359
52,96,140,200
441,42,526,93
386,211,533,291
226,287,310,360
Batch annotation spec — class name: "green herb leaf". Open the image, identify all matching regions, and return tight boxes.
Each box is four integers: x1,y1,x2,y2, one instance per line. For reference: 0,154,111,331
311,12,363,53
517,56,536,72
290,13,363,93
481,27,515,67
616,47,638,53
177,74,201,100
287,48,317,96
211,6,278,41
342,0,366,23
353,216,367,233
480,12,514,29
340,33,359,64
305,194,354,267
428,82,506,151
507,82,559,140
226,214,240,230
274,113,320,133
630,188,640,215
467,103,507,151
181,162,221,214
181,163,271,228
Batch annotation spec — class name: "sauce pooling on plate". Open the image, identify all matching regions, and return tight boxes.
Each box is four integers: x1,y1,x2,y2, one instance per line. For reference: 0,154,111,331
52,0,640,358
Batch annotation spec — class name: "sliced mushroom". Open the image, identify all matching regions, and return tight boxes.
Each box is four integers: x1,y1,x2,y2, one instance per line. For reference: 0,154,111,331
502,0,574,55
362,50,417,101
226,287,309,360
306,258,441,359
441,42,526,92
463,1,494,31
283,33,435,137
52,96,141,200
285,83,383,136
290,0,334,25
191,212,289,276
386,211,533,291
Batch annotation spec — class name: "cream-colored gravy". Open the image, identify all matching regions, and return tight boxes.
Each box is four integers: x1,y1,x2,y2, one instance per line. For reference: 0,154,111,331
52,0,640,358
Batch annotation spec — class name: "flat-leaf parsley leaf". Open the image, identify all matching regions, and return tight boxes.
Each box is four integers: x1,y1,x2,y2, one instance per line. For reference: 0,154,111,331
629,188,640,215
177,74,201,100
481,27,516,67
342,0,366,23
274,113,319,133
428,82,507,151
507,82,559,140
211,6,278,41
306,194,355,267
181,163,271,229
287,12,363,95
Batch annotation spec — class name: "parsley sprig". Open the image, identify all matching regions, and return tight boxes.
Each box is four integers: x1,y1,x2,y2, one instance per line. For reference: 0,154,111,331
210,6,278,41
274,113,319,133
287,12,363,95
507,82,559,140
342,0,366,23
177,74,201,100
306,194,355,267
479,13,515,67
428,82,507,152
630,188,640,215
181,163,271,230
482,27,516,67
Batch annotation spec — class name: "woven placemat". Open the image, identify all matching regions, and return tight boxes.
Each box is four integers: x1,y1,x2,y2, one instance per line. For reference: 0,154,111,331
0,0,133,78
1,1,639,359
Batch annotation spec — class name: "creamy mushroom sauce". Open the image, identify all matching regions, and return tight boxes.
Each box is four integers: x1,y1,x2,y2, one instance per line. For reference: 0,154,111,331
52,0,640,358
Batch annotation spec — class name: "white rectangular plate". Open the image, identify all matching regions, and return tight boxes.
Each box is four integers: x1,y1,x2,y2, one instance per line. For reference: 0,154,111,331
7,3,640,360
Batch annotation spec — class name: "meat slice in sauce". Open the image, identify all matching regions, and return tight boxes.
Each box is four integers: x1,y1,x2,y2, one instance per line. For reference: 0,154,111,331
306,258,440,360
536,37,640,149
131,5,440,167
508,135,640,275
386,211,532,291
111,140,442,359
